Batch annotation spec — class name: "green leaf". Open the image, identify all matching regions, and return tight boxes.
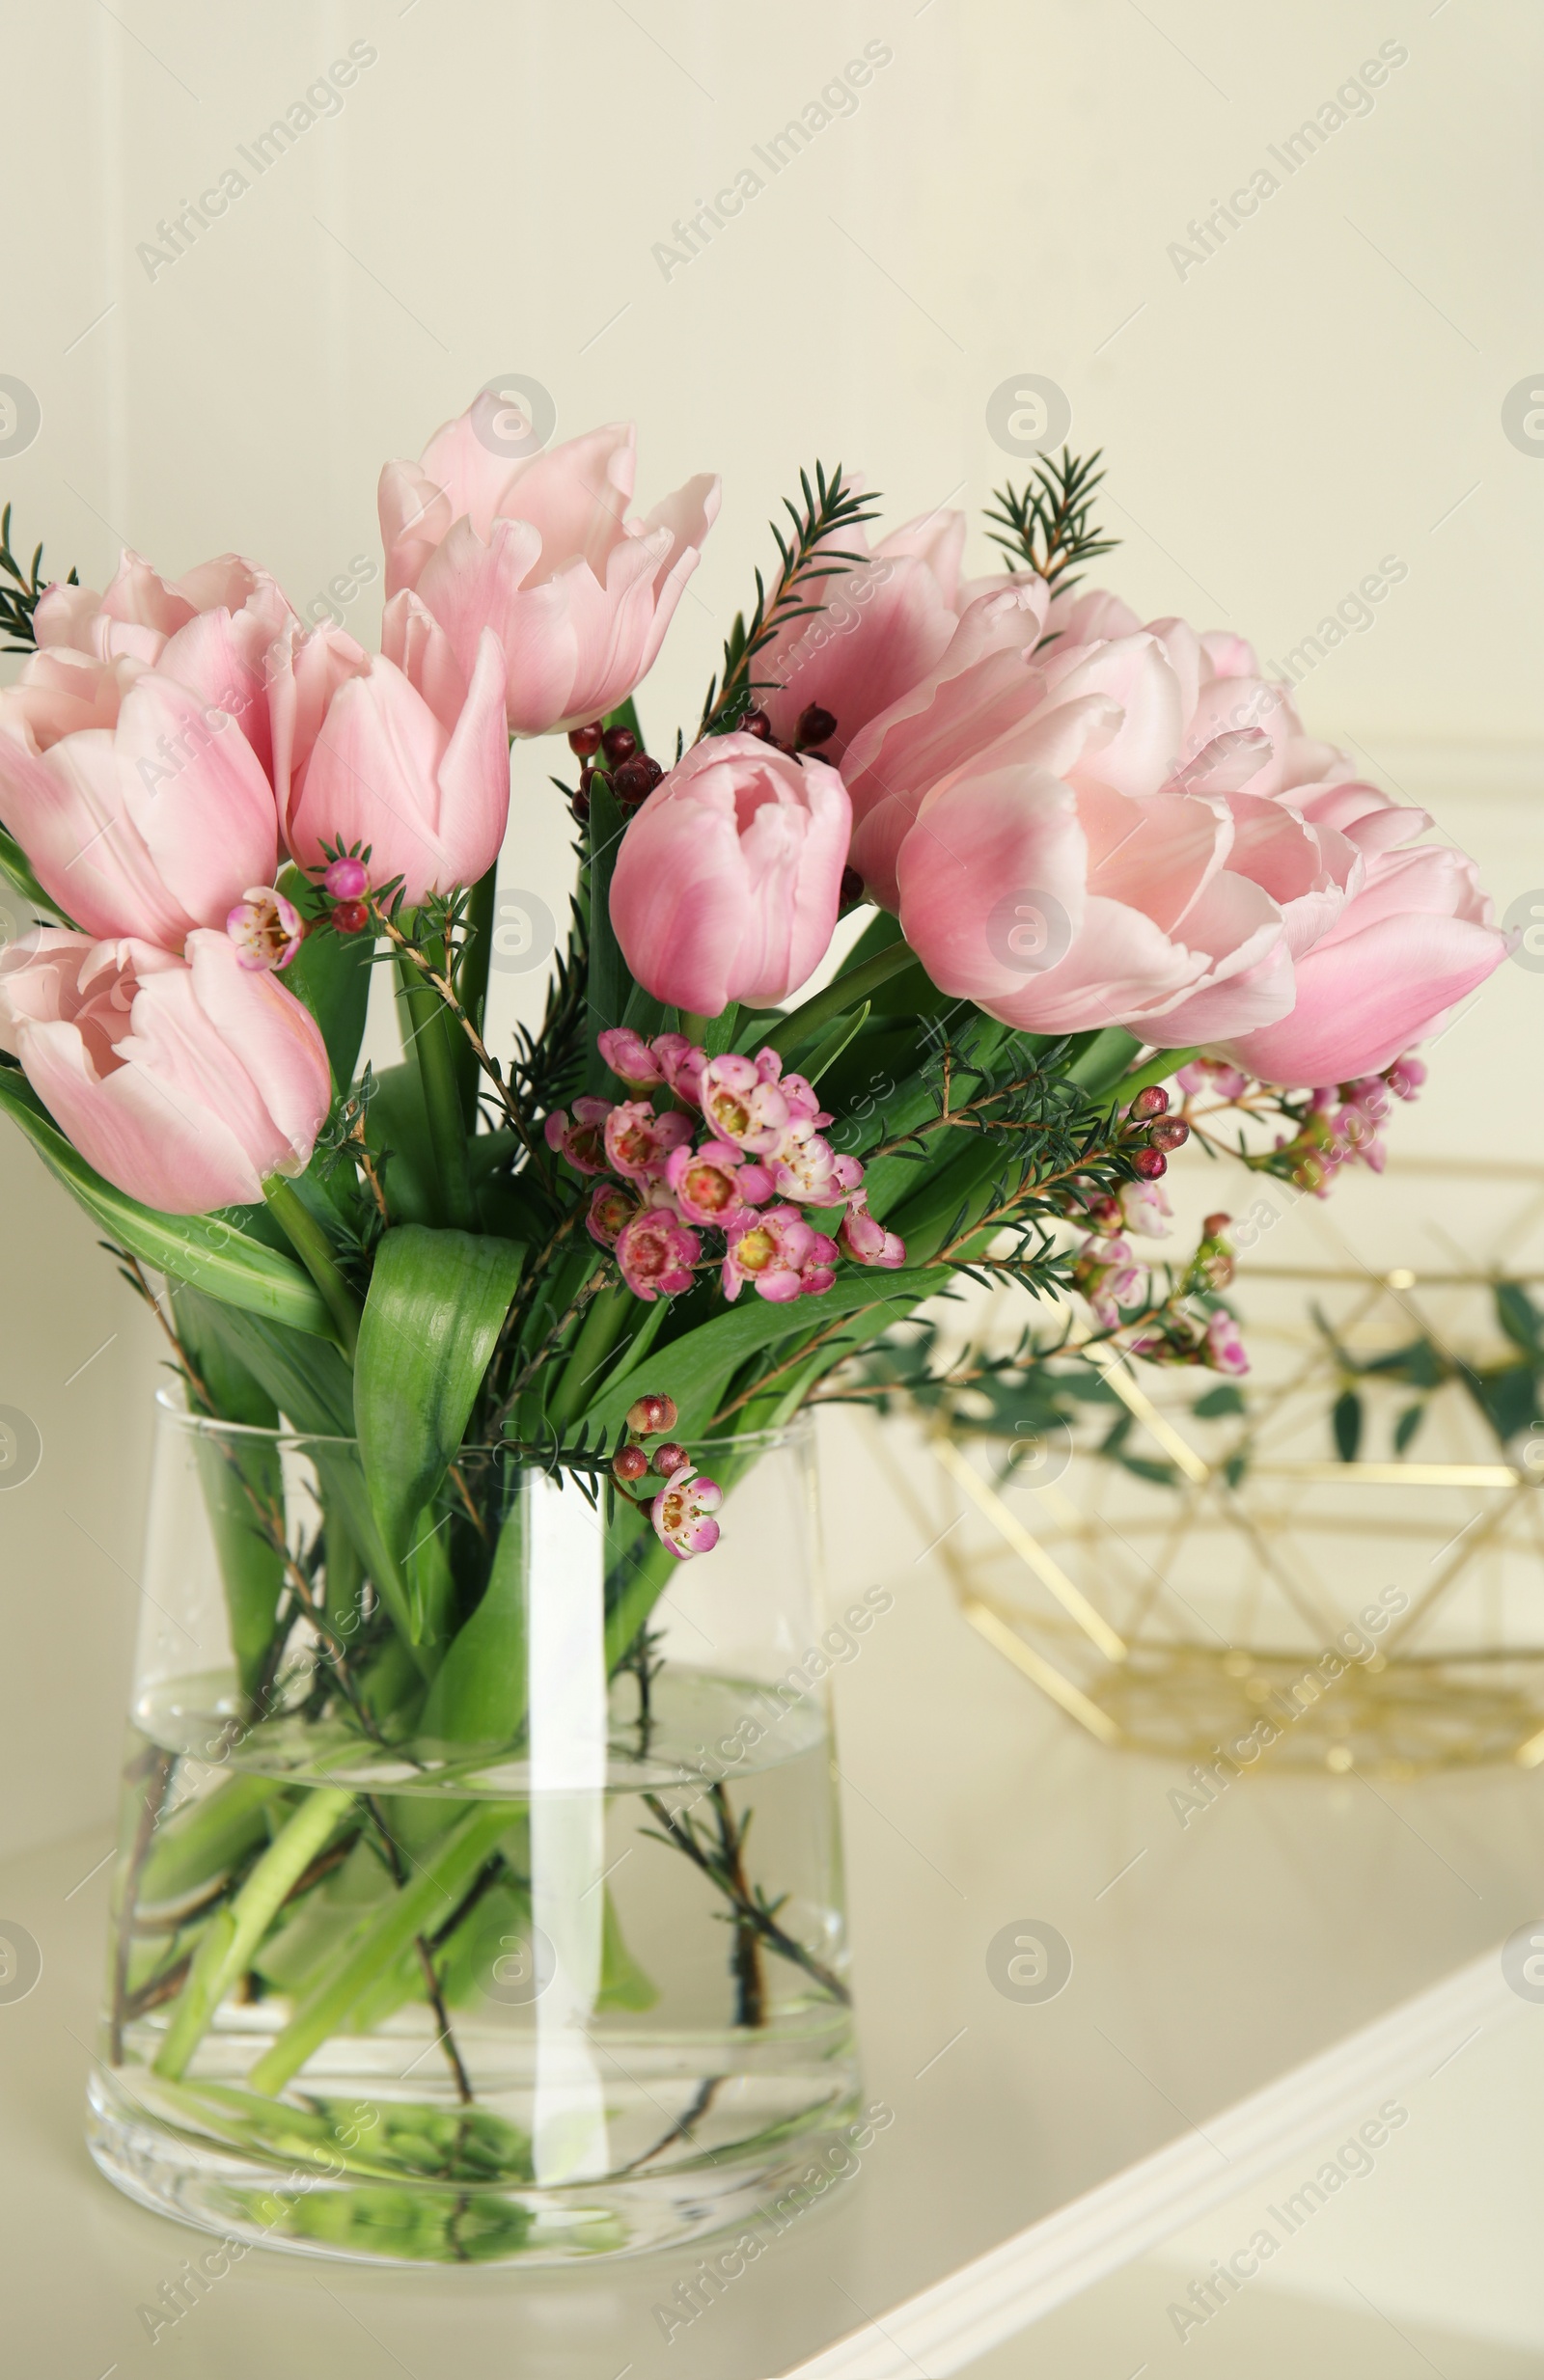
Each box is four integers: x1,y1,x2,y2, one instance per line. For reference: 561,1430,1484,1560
1332,1388,1364,1464
1496,1281,1542,1354
177,1299,287,1700
1192,1383,1247,1418
1469,1361,1542,1445
0,1067,331,1333
420,1487,526,1744
582,1264,951,1441
596,1889,658,2011
353,1226,525,1630
1393,1402,1426,1454
279,866,373,1093
800,1000,870,1085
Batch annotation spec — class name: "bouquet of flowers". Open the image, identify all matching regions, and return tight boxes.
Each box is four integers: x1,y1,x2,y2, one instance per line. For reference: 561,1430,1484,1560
0,399,1509,2260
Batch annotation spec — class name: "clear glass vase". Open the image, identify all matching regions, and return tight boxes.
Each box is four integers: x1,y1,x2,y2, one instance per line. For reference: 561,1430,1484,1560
88,1395,863,2264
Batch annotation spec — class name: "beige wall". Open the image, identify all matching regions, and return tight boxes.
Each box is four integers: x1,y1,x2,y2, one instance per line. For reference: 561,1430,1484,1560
1,0,1539,1854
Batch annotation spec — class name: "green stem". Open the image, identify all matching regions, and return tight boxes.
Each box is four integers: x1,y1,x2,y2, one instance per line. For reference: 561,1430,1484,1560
395,939,475,1231
548,1282,634,1432
247,1800,511,2096
1115,1044,1203,1103
763,940,924,1058
154,1787,353,2081
262,1179,362,1358
1065,1027,1144,1096
455,866,498,1125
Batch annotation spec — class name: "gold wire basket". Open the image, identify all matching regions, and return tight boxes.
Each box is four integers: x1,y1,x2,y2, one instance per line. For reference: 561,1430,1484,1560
878,1159,1544,1778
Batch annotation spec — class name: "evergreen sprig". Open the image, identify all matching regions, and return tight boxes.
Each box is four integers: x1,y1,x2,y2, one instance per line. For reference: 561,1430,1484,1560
0,505,74,653
698,462,881,737
984,448,1118,594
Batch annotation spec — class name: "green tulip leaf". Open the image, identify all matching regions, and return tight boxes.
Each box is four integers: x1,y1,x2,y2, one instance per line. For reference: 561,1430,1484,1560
353,1225,525,1633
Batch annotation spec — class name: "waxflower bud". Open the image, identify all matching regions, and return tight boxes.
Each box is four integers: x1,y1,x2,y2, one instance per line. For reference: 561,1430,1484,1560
1131,1147,1168,1180
796,702,837,749
739,707,772,740
1130,1085,1170,1120
612,755,654,807
613,1445,649,1485
1146,1117,1190,1152
332,899,370,935
626,1392,678,1436
323,855,370,900
601,724,637,766
652,1440,689,1477
568,721,603,758
1202,1212,1232,1240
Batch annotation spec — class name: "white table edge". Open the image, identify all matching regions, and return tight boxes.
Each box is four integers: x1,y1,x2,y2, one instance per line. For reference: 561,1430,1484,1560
781,1946,1520,2378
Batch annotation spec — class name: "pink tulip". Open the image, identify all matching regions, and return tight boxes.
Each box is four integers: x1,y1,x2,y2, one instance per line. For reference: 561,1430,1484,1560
378,397,719,736
609,734,850,1016
1218,838,1508,1087
0,651,282,945
34,550,296,779
271,600,510,906
0,927,331,1213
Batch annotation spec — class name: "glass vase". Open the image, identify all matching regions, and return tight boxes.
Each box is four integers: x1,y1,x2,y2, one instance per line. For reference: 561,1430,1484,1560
87,1395,863,2264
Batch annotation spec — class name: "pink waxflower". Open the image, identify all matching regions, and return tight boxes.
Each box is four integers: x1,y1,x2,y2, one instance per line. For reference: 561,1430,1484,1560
0,928,330,1213
840,1189,906,1270
1118,1179,1172,1239
1206,1310,1250,1377
698,1052,792,1155
587,1180,640,1248
378,398,719,736
597,1026,665,1088
603,1099,693,1187
1073,1233,1144,1329
227,885,304,972
721,1204,839,1303
651,1032,706,1108
615,1206,701,1301
0,651,281,946
608,733,851,1016
665,1138,771,1228
544,1096,614,1175
765,1132,863,1206
1177,1056,1249,1099
271,601,510,908
651,1465,723,1559
1385,1054,1426,1101
33,549,296,779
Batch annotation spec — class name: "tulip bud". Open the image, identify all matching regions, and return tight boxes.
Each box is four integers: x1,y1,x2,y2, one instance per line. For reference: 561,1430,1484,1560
1130,1085,1170,1119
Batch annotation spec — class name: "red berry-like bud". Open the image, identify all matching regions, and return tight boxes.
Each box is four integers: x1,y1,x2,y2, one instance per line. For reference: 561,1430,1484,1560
839,865,866,909
626,1392,678,1436
1202,1212,1232,1240
1131,1147,1168,1179
1130,1084,1170,1119
572,788,591,823
601,725,637,766
796,701,838,749
332,899,370,935
611,756,653,807
568,722,603,758
652,1440,689,1477
1147,1117,1190,1152
642,754,664,788
739,707,772,741
613,1445,650,1485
